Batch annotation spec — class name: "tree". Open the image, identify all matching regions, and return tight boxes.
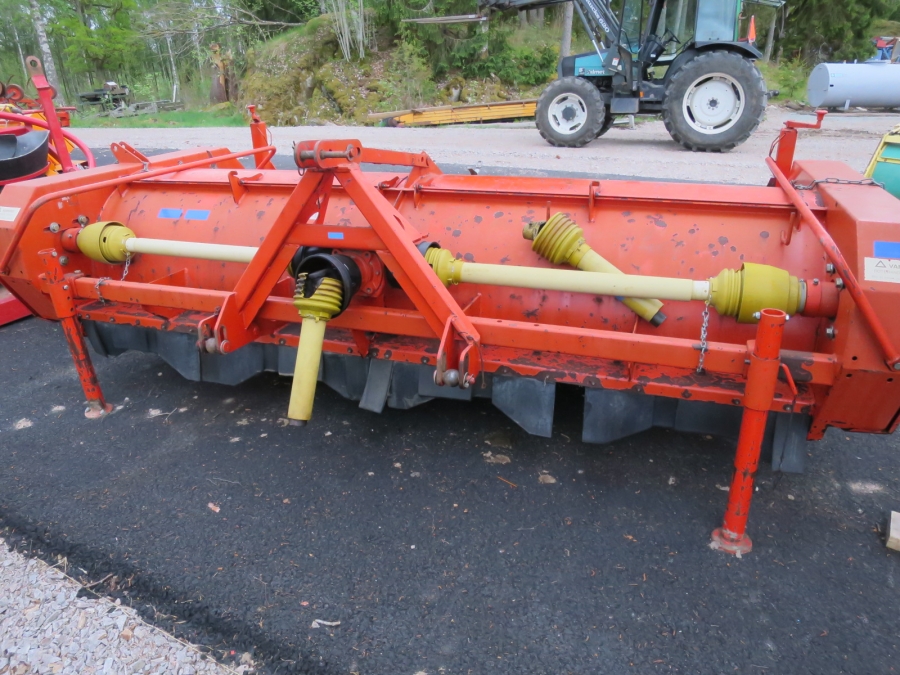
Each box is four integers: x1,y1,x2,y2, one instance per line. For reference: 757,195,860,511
27,0,62,99
560,1,573,57
779,0,889,62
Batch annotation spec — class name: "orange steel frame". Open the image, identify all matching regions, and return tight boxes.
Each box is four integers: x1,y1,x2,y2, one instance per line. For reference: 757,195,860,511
1,128,899,428
3,113,900,551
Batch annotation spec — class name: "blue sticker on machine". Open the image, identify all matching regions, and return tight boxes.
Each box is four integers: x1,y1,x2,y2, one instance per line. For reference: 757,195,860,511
874,241,900,258
185,209,210,221
158,208,183,219
327,232,345,240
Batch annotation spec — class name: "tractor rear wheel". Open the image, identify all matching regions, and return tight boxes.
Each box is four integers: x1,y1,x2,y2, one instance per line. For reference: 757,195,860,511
536,77,606,148
662,50,766,152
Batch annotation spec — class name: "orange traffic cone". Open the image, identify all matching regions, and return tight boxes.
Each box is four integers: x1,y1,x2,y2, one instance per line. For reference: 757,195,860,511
748,15,757,44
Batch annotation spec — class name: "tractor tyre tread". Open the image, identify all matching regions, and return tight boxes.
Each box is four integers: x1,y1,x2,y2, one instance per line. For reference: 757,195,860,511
662,50,766,152
536,77,606,148
595,111,614,138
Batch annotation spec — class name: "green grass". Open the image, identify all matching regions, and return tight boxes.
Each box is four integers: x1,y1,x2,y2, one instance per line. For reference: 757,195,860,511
872,19,900,36
757,59,812,104
70,110,247,128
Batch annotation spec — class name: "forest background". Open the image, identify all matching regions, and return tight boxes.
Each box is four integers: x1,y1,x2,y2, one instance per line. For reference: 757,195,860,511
1,0,898,126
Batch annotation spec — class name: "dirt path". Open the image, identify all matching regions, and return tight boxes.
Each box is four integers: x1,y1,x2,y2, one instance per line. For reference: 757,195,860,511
73,107,899,184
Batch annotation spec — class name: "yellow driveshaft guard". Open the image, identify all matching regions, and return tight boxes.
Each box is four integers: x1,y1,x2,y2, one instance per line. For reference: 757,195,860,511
288,275,343,425
76,221,135,264
523,213,665,325
709,263,802,323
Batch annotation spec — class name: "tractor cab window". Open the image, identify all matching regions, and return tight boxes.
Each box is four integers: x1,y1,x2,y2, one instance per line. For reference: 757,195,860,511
619,0,645,51
612,0,701,55
694,0,738,41
664,0,698,46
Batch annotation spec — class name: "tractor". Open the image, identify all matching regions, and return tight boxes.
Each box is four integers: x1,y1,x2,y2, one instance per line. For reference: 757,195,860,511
486,0,780,150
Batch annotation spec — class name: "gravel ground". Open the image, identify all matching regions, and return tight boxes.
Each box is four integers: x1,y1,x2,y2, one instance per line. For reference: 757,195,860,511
71,107,900,184
0,539,245,675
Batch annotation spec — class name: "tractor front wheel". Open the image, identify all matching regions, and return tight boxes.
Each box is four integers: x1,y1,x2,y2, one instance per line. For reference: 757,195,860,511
536,77,606,148
663,50,766,152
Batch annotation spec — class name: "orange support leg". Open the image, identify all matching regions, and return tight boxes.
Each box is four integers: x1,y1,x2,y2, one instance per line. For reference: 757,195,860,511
59,316,113,419
711,308,787,555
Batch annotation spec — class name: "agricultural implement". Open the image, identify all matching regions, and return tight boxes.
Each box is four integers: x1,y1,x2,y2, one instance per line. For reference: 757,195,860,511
0,58,93,326
1,76,73,128
2,99,900,555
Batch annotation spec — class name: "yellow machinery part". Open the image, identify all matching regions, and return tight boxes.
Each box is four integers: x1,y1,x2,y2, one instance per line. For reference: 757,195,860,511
865,123,900,199
426,248,801,324
709,263,801,323
76,221,135,264
288,275,344,425
368,99,538,127
523,213,665,324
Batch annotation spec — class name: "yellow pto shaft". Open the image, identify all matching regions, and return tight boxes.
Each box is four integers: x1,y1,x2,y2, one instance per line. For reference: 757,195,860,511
523,213,666,325
288,275,343,426
425,249,802,323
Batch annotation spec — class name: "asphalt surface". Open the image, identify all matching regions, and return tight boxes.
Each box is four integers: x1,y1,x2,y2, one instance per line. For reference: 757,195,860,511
2,150,900,674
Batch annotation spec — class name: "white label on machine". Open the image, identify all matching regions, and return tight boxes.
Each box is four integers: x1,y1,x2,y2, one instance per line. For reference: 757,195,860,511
865,257,900,283
0,206,20,222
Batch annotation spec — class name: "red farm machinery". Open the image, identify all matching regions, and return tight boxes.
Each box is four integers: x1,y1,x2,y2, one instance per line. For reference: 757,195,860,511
2,62,900,555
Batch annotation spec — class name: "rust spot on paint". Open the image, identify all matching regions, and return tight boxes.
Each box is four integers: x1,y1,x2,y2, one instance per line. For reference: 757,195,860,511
718,236,728,245
452,229,462,237
494,211,504,218
760,231,770,239
463,252,475,261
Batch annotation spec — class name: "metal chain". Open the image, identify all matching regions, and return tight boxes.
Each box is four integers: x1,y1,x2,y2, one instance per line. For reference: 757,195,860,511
696,300,711,374
95,277,110,304
791,177,884,190
120,254,132,282
95,256,131,304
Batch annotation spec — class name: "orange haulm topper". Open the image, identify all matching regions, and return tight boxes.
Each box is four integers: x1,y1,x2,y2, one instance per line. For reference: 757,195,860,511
1,104,899,555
